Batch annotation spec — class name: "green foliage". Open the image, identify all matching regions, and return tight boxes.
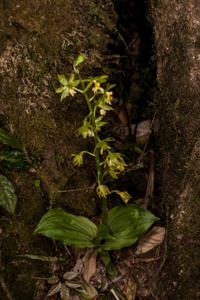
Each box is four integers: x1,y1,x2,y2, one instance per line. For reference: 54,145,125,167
34,179,41,188
99,205,158,250
0,149,27,169
35,208,97,248
35,55,158,268
0,128,26,215
0,128,22,150
35,206,158,251
0,175,17,214
73,53,86,73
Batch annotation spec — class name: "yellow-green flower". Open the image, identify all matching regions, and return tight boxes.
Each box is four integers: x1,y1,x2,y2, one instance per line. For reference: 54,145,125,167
69,88,77,97
104,152,127,179
96,140,111,155
105,91,113,104
71,152,84,167
56,74,79,100
96,184,110,198
92,80,104,94
116,191,132,204
100,108,107,116
78,120,94,139
105,152,127,172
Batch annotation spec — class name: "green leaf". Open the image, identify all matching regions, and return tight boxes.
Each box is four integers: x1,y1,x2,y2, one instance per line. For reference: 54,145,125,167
100,251,118,277
35,208,97,248
100,205,158,251
105,83,116,91
58,74,68,86
0,175,17,214
96,224,113,243
94,75,108,83
77,282,98,300
95,116,107,131
68,73,75,83
98,103,113,112
56,86,65,94
74,54,86,67
83,81,93,93
61,87,69,101
0,128,22,150
34,179,41,188
0,149,27,169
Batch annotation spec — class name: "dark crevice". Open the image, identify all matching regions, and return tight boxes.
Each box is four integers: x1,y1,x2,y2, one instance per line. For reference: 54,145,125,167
108,0,156,122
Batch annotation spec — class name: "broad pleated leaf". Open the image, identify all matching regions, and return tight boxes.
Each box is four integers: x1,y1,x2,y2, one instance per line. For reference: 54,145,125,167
0,175,17,214
35,208,97,248
0,128,22,149
100,205,158,250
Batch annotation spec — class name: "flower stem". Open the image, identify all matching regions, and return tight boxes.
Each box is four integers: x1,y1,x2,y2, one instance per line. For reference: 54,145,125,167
79,75,107,221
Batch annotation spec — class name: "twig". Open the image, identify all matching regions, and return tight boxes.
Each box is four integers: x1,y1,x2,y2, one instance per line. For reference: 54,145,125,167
143,150,155,209
58,183,95,193
0,275,15,300
110,288,121,300
113,29,129,51
32,276,49,281
122,100,133,140
133,122,138,143
137,112,157,163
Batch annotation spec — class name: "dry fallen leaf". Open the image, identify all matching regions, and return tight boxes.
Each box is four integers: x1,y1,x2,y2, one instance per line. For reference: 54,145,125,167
47,275,59,285
123,277,137,300
63,271,78,281
135,226,166,255
71,295,80,300
35,279,47,300
83,251,97,283
114,102,133,125
134,120,152,145
60,283,70,300
72,249,90,275
116,120,152,143
47,282,62,297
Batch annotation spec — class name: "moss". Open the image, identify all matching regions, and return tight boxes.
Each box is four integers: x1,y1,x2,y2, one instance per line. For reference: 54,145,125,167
152,0,200,298
0,1,116,297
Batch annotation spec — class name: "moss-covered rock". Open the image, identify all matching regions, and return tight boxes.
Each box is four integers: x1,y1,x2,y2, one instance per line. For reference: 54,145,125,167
151,0,200,298
0,1,116,298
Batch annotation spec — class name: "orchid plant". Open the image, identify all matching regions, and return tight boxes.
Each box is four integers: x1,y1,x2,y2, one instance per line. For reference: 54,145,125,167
35,55,158,258
56,54,132,220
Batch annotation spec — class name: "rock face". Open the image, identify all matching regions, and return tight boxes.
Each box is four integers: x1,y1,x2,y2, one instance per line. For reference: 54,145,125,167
151,0,200,298
0,1,116,299
0,0,115,205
